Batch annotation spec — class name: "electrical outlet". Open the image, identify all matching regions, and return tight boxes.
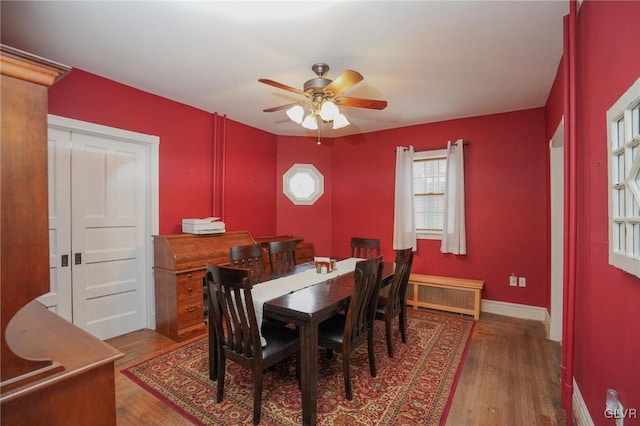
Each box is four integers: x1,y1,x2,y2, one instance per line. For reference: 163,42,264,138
518,277,526,287
606,389,624,426
509,274,517,287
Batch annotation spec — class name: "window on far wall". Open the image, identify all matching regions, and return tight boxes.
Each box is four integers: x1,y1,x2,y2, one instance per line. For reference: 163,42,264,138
607,77,640,278
283,163,324,205
413,149,447,240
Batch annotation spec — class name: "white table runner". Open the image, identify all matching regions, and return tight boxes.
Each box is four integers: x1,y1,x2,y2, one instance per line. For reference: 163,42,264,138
252,257,363,346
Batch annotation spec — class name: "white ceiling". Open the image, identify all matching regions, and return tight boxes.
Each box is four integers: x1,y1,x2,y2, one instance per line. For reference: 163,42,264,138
1,1,568,138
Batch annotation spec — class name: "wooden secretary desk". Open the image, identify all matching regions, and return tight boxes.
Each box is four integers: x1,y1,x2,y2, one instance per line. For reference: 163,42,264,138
153,231,256,341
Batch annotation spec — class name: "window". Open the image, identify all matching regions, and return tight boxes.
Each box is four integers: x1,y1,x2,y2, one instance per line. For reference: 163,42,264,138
413,149,447,239
283,163,324,205
607,77,640,277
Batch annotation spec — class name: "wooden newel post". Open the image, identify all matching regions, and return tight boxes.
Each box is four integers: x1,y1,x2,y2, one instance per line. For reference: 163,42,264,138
0,44,69,386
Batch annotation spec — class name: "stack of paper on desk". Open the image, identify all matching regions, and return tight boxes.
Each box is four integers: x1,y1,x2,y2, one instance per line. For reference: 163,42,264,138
182,217,225,234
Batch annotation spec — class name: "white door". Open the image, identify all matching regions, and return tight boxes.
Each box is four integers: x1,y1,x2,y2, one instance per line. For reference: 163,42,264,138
40,118,157,341
71,132,147,340
38,128,73,321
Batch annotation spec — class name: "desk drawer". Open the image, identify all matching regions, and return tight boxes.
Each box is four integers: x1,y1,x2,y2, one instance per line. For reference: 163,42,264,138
176,270,205,300
177,296,203,329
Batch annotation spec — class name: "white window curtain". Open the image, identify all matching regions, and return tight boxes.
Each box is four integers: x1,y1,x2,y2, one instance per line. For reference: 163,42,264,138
393,146,417,250
440,139,467,255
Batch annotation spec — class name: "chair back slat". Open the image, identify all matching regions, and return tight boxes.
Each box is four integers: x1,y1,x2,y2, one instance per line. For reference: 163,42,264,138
344,256,383,346
350,237,381,259
268,239,297,272
207,263,261,359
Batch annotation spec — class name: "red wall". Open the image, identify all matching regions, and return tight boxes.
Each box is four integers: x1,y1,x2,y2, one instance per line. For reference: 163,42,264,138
48,69,277,236
222,119,278,237
278,109,550,307
574,1,640,420
275,136,333,255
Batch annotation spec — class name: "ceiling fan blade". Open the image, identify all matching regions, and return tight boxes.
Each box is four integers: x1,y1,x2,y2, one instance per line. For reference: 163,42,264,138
263,102,300,113
322,70,363,97
336,96,388,110
259,78,305,95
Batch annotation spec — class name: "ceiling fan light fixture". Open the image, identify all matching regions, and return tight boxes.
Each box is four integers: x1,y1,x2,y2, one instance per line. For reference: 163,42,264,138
319,100,339,121
301,114,318,130
260,63,386,134
332,113,350,129
286,104,304,124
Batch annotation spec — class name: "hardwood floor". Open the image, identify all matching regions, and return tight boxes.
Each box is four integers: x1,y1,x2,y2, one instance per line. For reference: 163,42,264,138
445,313,565,426
107,311,565,425
110,330,191,425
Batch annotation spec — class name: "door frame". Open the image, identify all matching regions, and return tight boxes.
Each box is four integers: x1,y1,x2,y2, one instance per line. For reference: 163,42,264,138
48,114,159,331
549,118,564,342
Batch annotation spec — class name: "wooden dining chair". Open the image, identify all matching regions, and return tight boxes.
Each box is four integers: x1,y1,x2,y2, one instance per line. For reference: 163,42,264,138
350,237,381,259
268,239,298,272
205,263,300,425
375,248,414,357
317,256,383,400
229,243,265,277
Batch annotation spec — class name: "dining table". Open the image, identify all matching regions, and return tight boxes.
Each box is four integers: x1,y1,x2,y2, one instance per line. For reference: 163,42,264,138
259,259,395,426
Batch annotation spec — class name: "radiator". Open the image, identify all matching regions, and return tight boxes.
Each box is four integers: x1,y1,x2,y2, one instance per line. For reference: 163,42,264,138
406,274,484,320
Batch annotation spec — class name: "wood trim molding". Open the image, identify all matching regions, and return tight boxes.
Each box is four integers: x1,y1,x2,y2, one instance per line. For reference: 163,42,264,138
1,44,70,85
572,378,595,426
481,299,548,322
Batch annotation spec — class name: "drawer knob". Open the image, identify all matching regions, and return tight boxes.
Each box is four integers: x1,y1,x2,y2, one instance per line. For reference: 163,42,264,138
186,306,196,313
188,287,193,292
188,273,192,278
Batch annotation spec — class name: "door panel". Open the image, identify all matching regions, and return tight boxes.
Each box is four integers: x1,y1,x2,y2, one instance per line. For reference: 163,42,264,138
38,128,72,321
71,133,147,340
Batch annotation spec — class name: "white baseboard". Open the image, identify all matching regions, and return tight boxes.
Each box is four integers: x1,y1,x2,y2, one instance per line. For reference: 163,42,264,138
544,308,552,339
573,378,595,426
481,299,548,322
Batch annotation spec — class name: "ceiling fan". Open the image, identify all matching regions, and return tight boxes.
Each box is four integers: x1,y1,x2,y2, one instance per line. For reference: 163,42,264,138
259,63,387,131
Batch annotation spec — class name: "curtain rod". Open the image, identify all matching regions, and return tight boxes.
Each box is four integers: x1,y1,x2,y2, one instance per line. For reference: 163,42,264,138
412,140,470,152
398,140,470,152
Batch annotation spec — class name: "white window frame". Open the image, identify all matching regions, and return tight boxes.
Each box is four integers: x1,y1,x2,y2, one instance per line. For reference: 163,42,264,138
414,149,447,240
606,77,640,278
283,163,324,205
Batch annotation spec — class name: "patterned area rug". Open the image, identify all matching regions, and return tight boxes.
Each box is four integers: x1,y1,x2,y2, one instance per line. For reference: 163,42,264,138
122,309,474,425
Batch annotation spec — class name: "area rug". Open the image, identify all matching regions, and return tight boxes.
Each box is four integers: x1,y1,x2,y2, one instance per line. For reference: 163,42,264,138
122,309,474,425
